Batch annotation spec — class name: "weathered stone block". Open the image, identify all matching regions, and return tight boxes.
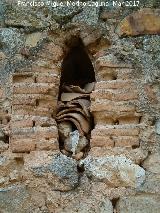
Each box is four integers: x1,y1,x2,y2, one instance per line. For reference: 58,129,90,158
81,155,145,188
116,9,160,36
32,64,60,74
11,126,58,140
36,138,58,151
96,67,117,81
144,84,158,104
116,195,160,213
95,65,134,82
11,119,33,128
36,74,59,83
116,68,135,80
95,80,137,90
0,184,34,212
38,99,58,109
91,125,140,137
58,195,113,213
95,57,132,70
118,116,140,124
92,111,141,125
13,74,35,83
12,105,54,117
24,151,79,191
91,136,114,148
25,32,44,48
11,139,36,152
91,89,138,101
142,153,160,174
12,96,37,106
40,43,63,62
13,83,57,95
34,116,56,127
138,172,160,195
13,94,54,106
90,100,136,112
91,135,139,148
113,136,139,148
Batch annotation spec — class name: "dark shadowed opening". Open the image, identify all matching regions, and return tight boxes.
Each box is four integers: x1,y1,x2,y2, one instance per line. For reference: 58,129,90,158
59,36,95,96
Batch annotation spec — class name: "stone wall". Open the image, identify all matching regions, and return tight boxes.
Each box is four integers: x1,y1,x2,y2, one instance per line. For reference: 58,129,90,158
0,0,160,212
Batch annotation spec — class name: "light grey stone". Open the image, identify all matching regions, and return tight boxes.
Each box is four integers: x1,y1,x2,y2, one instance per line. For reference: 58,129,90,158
0,155,7,166
81,155,145,188
72,6,100,26
4,1,66,30
24,151,79,191
116,195,160,213
0,184,33,213
142,153,160,174
48,153,79,189
155,119,160,135
57,196,113,213
138,171,160,194
0,28,24,55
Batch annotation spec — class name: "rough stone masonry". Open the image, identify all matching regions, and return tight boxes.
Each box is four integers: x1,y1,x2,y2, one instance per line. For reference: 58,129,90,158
0,0,160,212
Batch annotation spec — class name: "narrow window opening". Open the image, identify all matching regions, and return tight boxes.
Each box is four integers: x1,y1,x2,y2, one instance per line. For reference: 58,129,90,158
59,36,95,94
56,36,96,160
0,129,9,145
33,121,36,127
4,135,9,144
111,198,119,211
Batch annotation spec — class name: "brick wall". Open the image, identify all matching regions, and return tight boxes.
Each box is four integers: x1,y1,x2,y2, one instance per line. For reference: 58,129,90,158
90,55,144,150
10,42,63,152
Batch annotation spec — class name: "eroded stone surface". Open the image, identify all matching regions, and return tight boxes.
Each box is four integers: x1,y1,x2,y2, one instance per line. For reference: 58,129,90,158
57,196,113,213
0,28,24,55
116,9,160,36
138,172,160,194
0,184,33,213
81,155,145,188
24,151,79,191
116,195,160,213
142,153,160,174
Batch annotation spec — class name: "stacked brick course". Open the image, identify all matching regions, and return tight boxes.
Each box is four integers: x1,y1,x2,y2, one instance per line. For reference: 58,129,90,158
11,42,63,152
90,56,143,150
